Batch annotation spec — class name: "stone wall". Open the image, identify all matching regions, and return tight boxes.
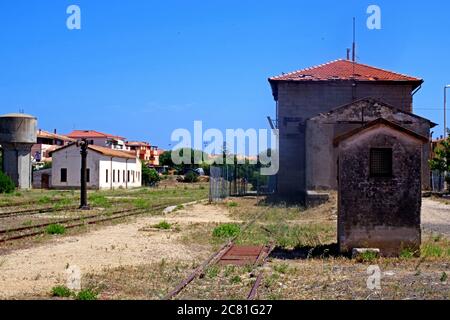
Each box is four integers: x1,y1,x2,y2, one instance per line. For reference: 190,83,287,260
337,127,422,256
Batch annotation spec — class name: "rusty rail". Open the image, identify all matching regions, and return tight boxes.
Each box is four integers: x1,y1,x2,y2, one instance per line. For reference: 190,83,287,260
247,243,276,300
164,209,270,300
0,204,168,243
0,205,79,219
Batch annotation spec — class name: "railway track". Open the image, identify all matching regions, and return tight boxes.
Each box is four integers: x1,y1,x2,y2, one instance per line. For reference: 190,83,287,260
0,205,79,219
164,209,275,300
0,203,169,243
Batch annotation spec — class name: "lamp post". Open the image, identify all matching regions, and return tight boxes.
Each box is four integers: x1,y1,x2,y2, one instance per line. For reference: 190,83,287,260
445,85,450,139
77,139,90,210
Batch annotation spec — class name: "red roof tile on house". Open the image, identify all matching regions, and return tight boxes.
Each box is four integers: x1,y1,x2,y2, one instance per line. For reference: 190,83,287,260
37,130,76,142
49,143,137,159
66,130,126,141
269,59,422,83
126,141,150,147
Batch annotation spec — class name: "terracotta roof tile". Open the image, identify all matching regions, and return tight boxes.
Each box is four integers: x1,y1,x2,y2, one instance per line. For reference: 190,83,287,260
37,130,75,142
269,59,422,83
88,145,137,159
67,130,126,141
50,143,137,159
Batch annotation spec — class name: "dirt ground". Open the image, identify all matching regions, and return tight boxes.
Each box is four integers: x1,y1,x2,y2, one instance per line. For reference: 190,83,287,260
422,198,450,236
0,203,234,299
0,195,448,300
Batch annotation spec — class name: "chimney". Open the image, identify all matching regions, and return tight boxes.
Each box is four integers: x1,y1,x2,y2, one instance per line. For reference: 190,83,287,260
54,129,57,134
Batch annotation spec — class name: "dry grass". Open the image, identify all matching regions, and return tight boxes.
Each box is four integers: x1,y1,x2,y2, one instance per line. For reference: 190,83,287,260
59,194,450,300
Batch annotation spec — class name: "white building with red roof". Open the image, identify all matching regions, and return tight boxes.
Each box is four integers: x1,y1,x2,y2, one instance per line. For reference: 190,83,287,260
66,130,129,151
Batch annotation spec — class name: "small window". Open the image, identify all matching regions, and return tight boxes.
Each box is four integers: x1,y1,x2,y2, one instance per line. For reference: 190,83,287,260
370,148,392,177
86,169,90,183
127,170,130,182
106,169,109,183
61,168,67,182
123,170,126,182
113,169,116,183
117,170,120,183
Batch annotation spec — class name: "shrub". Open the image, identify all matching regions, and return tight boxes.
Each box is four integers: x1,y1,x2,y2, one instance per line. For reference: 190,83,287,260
213,223,240,239
142,164,160,186
154,221,171,230
46,224,66,235
51,285,72,298
227,201,238,208
0,171,15,194
76,289,97,300
184,171,199,183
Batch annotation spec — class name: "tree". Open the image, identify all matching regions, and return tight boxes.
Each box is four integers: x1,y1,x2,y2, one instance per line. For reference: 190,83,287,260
159,151,173,167
141,163,160,186
429,137,450,191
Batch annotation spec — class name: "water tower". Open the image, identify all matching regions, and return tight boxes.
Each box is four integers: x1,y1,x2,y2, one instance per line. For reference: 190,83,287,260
0,113,37,189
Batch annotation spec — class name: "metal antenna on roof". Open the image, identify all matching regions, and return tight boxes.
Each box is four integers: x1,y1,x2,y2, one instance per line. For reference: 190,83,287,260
352,17,356,62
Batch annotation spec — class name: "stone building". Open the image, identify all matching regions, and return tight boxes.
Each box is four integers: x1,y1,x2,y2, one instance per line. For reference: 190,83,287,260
334,118,427,256
306,98,435,190
268,59,432,201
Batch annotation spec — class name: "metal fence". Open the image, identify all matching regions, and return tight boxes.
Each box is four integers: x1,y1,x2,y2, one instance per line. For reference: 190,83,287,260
431,170,445,192
209,165,276,202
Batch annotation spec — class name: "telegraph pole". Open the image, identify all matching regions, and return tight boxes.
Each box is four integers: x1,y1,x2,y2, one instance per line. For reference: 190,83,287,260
77,139,90,210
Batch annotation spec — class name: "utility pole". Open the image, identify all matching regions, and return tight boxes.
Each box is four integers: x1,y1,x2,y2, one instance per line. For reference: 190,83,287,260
445,85,450,139
77,139,90,210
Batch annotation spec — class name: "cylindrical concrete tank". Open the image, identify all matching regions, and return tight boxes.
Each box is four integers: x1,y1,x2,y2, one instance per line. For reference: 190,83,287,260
0,113,38,189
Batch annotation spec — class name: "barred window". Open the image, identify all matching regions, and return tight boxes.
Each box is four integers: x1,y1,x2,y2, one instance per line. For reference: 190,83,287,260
370,148,392,177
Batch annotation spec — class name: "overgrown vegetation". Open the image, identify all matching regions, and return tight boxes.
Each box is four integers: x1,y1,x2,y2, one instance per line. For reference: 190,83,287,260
45,224,66,235
153,221,172,230
51,285,72,298
212,223,241,239
0,171,15,194
184,171,199,183
429,134,450,191
89,194,111,208
142,163,160,186
76,289,98,300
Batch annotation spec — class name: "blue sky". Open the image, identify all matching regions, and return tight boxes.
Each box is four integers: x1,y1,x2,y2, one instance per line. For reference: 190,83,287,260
1,0,449,150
